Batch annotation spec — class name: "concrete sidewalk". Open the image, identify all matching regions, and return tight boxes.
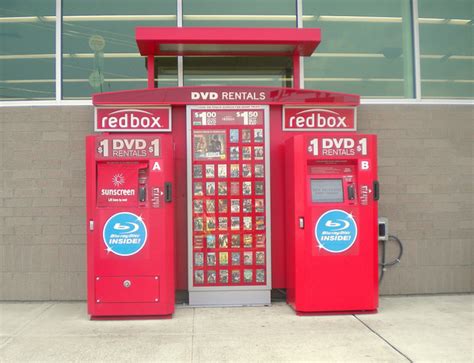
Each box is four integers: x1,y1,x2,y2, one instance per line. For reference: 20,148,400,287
0,295,472,362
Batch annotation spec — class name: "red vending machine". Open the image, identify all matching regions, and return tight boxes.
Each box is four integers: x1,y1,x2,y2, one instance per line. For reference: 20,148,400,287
285,134,379,314
86,134,175,318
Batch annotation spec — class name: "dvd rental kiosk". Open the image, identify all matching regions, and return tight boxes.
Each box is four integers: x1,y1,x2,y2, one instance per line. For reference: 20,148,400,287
86,133,175,318
285,134,379,314
86,26,379,316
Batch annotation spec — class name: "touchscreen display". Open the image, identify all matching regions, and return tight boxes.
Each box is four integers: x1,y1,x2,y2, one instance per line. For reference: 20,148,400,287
311,179,343,203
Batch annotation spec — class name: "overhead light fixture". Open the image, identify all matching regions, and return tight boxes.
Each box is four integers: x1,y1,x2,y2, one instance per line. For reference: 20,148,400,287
0,16,54,23
316,15,402,23
183,15,314,21
421,54,474,60
0,53,142,60
0,15,176,23
0,54,55,60
304,77,404,82
312,53,384,58
185,77,276,82
64,15,176,22
418,18,471,25
0,79,55,84
422,79,474,83
305,77,364,82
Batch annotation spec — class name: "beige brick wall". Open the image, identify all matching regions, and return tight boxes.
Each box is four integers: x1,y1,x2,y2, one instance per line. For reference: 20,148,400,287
358,105,473,295
0,105,472,299
1,106,93,300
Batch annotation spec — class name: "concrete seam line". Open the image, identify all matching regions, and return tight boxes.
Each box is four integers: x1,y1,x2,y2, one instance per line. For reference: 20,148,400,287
191,308,196,362
353,314,413,363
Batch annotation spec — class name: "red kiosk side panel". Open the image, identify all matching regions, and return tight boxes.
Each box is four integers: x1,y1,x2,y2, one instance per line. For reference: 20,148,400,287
285,134,378,313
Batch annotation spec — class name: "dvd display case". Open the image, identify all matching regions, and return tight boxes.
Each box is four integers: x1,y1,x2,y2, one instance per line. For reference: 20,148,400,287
187,105,271,306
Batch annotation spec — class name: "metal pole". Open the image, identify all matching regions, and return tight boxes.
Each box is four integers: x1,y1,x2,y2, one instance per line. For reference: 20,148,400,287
411,0,422,99
55,0,62,101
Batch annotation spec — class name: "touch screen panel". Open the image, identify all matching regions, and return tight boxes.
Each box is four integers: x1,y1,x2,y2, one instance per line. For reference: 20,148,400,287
311,179,343,203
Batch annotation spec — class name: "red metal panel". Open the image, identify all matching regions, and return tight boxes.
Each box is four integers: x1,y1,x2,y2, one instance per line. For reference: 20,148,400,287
269,106,287,288
95,276,160,303
135,27,321,57
147,55,155,89
171,106,189,290
292,54,300,89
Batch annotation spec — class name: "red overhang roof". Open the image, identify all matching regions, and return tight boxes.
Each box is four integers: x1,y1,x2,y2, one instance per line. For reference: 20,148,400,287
136,27,321,57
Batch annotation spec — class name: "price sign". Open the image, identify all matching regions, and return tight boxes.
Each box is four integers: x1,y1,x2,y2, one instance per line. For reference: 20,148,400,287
95,135,161,159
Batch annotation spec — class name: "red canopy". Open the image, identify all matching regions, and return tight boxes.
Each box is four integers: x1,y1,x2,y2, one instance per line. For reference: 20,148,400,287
136,27,321,57
135,27,321,89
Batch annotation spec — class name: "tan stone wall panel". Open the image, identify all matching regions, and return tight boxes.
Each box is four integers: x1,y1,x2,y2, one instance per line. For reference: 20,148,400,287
0,105,472,299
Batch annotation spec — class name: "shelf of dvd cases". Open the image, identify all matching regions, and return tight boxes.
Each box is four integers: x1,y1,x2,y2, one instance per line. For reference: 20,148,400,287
190,109,267,287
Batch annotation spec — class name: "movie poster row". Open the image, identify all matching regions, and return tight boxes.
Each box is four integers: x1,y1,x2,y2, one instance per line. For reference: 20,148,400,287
193,129,263,161
194,251,265,267
193,233,266,249
194,268,265,284
193,198,264,214
193,181,264,197
193,162,264,179
193,216,265,232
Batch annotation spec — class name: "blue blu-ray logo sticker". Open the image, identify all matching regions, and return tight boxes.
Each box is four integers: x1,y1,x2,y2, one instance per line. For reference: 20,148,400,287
315,209,357,253
103,212,147,256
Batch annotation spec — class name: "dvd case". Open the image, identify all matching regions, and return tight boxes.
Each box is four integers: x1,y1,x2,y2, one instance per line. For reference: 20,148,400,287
206,234,216,248
193,165,203,178
218,164,227,177
218,199,228,213
244,269,253,283
218,234,228,248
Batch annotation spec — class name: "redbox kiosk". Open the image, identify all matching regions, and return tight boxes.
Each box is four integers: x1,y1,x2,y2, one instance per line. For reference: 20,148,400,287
86,26,381,311
86,133,175,318
285,134,379,313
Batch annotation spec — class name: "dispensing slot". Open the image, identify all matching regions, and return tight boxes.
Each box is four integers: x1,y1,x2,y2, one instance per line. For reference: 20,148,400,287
165,182,172,202
347,184,355,200
374,181,380,201
139,187,147,202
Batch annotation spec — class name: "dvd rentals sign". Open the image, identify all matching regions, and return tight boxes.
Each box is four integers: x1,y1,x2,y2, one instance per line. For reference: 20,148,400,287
308,136,369,157
283,107,356,132
95,107,172,132
95,135,161,159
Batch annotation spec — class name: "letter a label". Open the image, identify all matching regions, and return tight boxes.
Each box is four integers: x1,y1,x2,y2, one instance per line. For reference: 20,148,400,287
152,162,161,171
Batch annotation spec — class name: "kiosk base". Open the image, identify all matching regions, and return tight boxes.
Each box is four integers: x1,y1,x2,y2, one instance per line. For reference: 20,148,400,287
90,314,173,321
294,309,378,316
189,290,271,307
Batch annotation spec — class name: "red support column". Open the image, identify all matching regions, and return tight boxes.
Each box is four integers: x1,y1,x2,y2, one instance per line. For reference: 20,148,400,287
292,54,300,89
147,55,155,89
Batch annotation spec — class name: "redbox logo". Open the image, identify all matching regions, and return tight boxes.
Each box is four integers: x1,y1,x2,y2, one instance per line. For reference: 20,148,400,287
283,107,356,132
95,107,171,132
